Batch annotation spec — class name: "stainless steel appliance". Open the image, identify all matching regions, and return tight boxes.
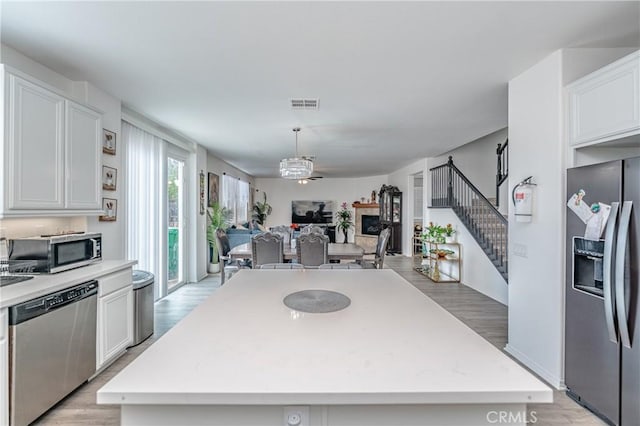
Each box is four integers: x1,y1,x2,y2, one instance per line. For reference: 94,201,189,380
8,280,98,426
8,232,101,273
131,270,154,346
566,158,640,425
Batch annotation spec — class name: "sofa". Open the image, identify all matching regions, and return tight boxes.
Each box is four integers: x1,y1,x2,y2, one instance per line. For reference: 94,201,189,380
225,228,263,248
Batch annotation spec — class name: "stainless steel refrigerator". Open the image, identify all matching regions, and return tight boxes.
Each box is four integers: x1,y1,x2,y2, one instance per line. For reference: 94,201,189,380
566,158,639,426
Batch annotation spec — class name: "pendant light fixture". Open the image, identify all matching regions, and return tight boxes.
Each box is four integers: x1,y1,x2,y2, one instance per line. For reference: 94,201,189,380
280,127,313,179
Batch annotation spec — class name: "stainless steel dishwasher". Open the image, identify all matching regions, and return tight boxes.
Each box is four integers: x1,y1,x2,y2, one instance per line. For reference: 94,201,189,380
8,280,98,426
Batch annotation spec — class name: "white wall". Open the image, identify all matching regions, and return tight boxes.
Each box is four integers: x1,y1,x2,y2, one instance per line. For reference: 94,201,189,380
430,127,508,200
1,44,76,97
254,176,387,241
195,145,208,280
207,153,255,184
506,51,565,389
428,209,508,304
388,159,428,255
82,83,125,261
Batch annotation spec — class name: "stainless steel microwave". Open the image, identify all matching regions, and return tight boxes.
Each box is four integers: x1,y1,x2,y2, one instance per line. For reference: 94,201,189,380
8,232,102,274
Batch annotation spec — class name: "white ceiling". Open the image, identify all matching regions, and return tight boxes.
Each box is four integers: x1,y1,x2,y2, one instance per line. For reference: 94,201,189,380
2,2,638,177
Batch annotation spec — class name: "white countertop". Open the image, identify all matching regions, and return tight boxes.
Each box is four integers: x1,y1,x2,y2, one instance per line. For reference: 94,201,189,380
0,260,137,308
98,269,552,406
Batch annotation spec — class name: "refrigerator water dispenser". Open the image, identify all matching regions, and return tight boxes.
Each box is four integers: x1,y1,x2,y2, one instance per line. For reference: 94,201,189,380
573,237,605,297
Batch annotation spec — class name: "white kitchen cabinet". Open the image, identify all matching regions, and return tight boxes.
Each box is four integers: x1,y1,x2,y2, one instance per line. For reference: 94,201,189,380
567,50,640,147
6,73,66,210
1,66,103,217
97,269,133,370
65,100,102,209
0,308,8,426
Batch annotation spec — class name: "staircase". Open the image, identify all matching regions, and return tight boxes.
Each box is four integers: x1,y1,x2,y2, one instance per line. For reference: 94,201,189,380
430,156,508,282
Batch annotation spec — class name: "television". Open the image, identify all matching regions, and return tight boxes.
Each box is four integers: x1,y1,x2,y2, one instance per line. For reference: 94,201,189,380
291,200,334,224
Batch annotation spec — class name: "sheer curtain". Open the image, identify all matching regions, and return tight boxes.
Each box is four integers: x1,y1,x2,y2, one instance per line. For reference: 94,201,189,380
222,174,238,223
124,121,167,300
222,174,250,224
237,180,250,223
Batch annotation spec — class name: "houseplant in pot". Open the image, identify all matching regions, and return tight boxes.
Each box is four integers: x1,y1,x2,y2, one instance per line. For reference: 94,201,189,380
207,202,231,273
252,192,272,226
444,223,456,243
335,202,354,244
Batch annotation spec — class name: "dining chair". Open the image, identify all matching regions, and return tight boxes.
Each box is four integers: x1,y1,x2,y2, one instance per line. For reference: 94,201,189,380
251,232,284,268
215,229,250,284
259,263,305,270
300,225,325,235
361,228,391,269
318,263,363,269
269,225,292,244
296,233,329,267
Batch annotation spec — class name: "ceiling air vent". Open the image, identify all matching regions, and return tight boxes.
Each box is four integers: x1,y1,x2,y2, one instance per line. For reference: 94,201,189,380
290,98,319,110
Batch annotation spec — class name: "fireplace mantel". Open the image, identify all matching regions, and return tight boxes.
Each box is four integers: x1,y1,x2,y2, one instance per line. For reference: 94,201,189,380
352,203,379,209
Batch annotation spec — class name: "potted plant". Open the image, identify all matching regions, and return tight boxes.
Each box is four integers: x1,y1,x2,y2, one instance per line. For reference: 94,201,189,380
207,202,231,273
335,202,354,244
252,192,272,226
422,222,445,243
444,223,456,243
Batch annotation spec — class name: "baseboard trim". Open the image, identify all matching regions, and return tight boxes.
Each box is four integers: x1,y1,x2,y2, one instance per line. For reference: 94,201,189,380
504,343,563,390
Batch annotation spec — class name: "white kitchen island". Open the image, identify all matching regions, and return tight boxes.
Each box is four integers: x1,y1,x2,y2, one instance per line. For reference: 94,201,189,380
97,270,551,426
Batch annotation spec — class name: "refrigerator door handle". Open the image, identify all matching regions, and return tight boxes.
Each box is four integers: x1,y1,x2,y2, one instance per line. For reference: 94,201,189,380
615,201,633,348
603,201,619,343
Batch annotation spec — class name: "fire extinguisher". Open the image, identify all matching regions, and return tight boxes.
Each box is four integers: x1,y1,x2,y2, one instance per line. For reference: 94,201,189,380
512,176,537,223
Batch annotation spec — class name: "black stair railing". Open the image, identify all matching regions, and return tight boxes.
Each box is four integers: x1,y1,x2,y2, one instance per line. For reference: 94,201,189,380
430,156,508,281
496,139,509,207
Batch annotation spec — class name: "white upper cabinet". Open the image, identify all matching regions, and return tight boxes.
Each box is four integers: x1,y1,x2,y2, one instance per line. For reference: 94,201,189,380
1,67,103,217
567,51,640,146
65,101,102,209
7,74,65,210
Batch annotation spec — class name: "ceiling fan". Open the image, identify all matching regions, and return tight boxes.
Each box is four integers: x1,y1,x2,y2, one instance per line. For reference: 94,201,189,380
297,155,322,183
297,175,323,184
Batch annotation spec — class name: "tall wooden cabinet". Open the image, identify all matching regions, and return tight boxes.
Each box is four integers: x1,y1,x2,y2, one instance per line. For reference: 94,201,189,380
379,185,402,253
1,66,103,217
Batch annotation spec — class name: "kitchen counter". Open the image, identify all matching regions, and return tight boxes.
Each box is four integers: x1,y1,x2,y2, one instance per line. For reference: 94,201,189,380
0,260,137,308
98,270,551,426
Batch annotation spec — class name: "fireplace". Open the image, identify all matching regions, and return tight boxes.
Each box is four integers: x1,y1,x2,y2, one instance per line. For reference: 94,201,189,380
362,215,381,236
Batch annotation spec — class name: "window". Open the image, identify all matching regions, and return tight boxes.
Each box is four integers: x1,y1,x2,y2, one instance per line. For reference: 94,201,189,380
222,174,250,225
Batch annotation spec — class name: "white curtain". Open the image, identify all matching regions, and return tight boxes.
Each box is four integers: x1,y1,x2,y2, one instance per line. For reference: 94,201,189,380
222,174,238,223
124,121,166,300
237,180,250,223
222,174,250,224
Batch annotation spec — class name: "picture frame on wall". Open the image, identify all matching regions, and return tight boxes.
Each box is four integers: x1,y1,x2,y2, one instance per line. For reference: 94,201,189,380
199,170,205,215
103,129,116,155
99,198,117,221
208,172,219,207
102,166,117,191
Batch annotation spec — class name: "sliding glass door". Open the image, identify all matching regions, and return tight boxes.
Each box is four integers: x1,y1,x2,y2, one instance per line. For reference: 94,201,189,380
167,147,189,291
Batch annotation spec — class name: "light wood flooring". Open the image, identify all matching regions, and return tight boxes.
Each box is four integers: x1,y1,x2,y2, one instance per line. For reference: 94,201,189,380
33,256,604,426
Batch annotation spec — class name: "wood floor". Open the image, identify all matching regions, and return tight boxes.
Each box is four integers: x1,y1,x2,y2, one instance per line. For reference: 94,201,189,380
33,256,604,426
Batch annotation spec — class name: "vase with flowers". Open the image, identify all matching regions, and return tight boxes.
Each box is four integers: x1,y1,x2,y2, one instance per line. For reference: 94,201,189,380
335,202,354,244
444,223,456,243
